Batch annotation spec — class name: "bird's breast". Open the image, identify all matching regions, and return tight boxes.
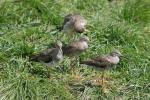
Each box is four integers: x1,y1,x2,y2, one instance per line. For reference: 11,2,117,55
56,51,63,60
78,20,86,27
107,56,120,64
79,42,88,50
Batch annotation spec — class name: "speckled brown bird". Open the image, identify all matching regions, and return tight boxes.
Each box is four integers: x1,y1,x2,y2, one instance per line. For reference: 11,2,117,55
80,50,121,69
62,14,87,33
62,36,89,57
30,41,63,66
80,50,122,86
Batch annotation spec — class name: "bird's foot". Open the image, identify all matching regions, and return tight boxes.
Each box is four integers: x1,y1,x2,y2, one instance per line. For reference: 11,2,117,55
91,75,111,93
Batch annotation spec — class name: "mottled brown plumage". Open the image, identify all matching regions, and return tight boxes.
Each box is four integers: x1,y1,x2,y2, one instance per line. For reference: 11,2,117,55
62,36,89,57
62,14,87,33
80,50,122,69
30,41,63,66
80,50,122,87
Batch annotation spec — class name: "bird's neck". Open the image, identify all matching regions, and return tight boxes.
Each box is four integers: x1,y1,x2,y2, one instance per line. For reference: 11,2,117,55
55,48,63,60
56,46,61,50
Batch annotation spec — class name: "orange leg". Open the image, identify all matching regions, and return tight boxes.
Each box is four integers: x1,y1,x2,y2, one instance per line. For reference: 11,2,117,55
101,71,105,88
46,66,51,78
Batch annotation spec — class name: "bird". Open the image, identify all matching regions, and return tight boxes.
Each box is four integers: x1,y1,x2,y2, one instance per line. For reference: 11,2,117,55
30,41,63,66
61,13,87,42
62,36,89,70
51,14,86,35
30,41,63,65
80,50,122,86
80,50,122,69
62,36,89,57
62,13,87,33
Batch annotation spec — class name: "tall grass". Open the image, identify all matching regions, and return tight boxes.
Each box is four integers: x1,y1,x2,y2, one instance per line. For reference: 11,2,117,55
0,0,150,99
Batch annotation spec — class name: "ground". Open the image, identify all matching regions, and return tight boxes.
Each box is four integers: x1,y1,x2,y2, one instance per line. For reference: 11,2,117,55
0,0,150,100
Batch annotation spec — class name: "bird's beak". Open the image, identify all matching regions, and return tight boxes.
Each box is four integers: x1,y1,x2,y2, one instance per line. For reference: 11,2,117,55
85,29,90,32
120,54,123,57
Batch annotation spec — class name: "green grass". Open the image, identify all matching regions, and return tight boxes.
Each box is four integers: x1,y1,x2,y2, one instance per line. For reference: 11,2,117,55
0,0,150,99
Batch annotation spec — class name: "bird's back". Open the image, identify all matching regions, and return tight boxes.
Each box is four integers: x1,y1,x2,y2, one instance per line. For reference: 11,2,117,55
63,14,86,33
62,41,88,56
30,48,54,63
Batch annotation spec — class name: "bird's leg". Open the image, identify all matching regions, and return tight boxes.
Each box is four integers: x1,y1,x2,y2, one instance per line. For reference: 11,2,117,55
46,66,52,79
70,56,79,75
46,66,50,78
44,62,51,78
71,57,76,69
75,56,80,69
101,71,105,88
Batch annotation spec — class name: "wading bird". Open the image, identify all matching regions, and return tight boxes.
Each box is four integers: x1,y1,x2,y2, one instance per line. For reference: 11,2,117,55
62,13,87,33
62,36,89,70
62,13,87,41
62,36,89,57
80,50,122,86
30,41,63,77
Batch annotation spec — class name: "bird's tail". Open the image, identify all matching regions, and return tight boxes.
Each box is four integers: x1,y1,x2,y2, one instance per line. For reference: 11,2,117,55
29,55,39,62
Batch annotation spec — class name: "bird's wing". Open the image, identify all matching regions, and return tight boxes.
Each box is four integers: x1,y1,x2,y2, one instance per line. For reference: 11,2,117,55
91,55,109,62
91,56,113,66
62,41,84,55
30,48,54,63
62,45,79,56
80,60,111,69
80,60,99,67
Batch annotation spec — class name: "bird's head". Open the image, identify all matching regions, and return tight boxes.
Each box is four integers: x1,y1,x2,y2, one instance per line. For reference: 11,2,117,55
55,41,63,48
110,49,122,57
74,18,86,33
79,36,90,43
74,25,86,33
